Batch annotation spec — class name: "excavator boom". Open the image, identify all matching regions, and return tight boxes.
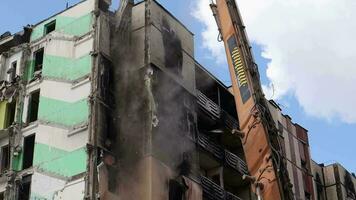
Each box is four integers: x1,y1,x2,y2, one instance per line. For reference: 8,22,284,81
210,1,293,199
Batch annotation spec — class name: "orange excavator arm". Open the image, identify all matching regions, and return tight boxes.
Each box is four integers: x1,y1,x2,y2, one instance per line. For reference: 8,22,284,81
210,1,294,199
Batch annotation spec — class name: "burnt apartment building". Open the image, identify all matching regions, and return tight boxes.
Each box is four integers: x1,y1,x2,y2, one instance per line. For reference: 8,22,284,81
0,0,251,199
0,0,354,200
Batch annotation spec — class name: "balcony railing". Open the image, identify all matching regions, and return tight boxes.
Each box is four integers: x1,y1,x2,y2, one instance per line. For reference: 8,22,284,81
197,133,248,175
196,90,239,130
201,176,226,200
201,176,243,200
198,133,224,160
197,90,221,120
225,150,249,175
225,191,243,200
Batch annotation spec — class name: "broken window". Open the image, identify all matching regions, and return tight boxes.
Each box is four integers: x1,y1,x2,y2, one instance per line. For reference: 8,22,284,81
34,48,44,73
27,90,40,124
17,175,31,200
0,145,10,173
5,101,16,128
8,61,17,83
22,134,35,169
44,20,56,35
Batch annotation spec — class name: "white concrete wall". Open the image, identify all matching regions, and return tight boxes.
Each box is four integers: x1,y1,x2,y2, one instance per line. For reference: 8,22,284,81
21,124,87,152
41,80,90,103
53,178,85,200
31,172,66,199
4,51,22,80
45,35,93,59
59,0,95,18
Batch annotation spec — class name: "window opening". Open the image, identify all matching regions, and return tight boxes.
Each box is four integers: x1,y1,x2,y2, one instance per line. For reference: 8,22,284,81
22,134,35,169
27,90,40,124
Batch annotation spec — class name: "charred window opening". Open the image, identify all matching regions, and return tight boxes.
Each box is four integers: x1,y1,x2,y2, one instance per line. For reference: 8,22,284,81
44,20,56,35
169,179,186,200
161,18,183,76
5,101,16,128
8,61,17,83
34,48,44,73
99,0,110,11
99,57,116,152
178,152,192,176
17,175,31,200
345,172,356,198
0,145,10,173
27,90,40,124
22,134,35,169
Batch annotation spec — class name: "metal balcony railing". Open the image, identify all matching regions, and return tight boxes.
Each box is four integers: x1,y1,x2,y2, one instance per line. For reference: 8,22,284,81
197,90,221,119
197,133,224,160
224,150,249,175
201,176,225,200
196,90,239,130
197,133,248,175
201,176,243,200
221,110,239,130
225,191,243,200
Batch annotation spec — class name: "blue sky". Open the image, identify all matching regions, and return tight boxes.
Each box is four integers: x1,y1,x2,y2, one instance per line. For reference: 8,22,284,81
1,0,354,172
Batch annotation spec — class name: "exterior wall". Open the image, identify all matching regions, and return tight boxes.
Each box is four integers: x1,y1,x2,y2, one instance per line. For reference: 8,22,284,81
322,164,356,200
268,101,315,200
131,1,196,94
30,0,95,42
311,160,326,200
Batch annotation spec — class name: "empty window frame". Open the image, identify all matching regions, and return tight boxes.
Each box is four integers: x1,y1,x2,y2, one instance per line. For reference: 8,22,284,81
22,134,35,169
34,48,44,72
44,20,56,35
0,145,10,173
27,90,40,124
0,192,4,200
5,101,16,128
8,61,17,83
17,175,31,200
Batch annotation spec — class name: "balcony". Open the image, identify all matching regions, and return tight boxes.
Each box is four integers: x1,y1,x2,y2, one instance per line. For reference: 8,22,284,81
197,133,248,176
225,150,249,175
201,176,243,200
198,133,224,160
197,90,239,130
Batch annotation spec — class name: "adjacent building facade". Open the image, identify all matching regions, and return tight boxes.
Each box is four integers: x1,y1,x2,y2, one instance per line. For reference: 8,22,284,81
0,0,354,200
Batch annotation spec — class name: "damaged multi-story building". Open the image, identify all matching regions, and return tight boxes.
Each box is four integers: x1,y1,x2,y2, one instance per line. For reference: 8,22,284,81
0,0,354,200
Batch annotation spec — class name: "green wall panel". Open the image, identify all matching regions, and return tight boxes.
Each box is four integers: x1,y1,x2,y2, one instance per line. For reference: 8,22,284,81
38,97,89,127
30,13,92,41
33,143,87,178
42,54,91,81
58,14,93,36
33,143,67,166
25,60,35,82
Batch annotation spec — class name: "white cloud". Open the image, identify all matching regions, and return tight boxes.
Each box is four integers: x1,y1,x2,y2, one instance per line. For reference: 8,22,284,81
192,0,356,123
